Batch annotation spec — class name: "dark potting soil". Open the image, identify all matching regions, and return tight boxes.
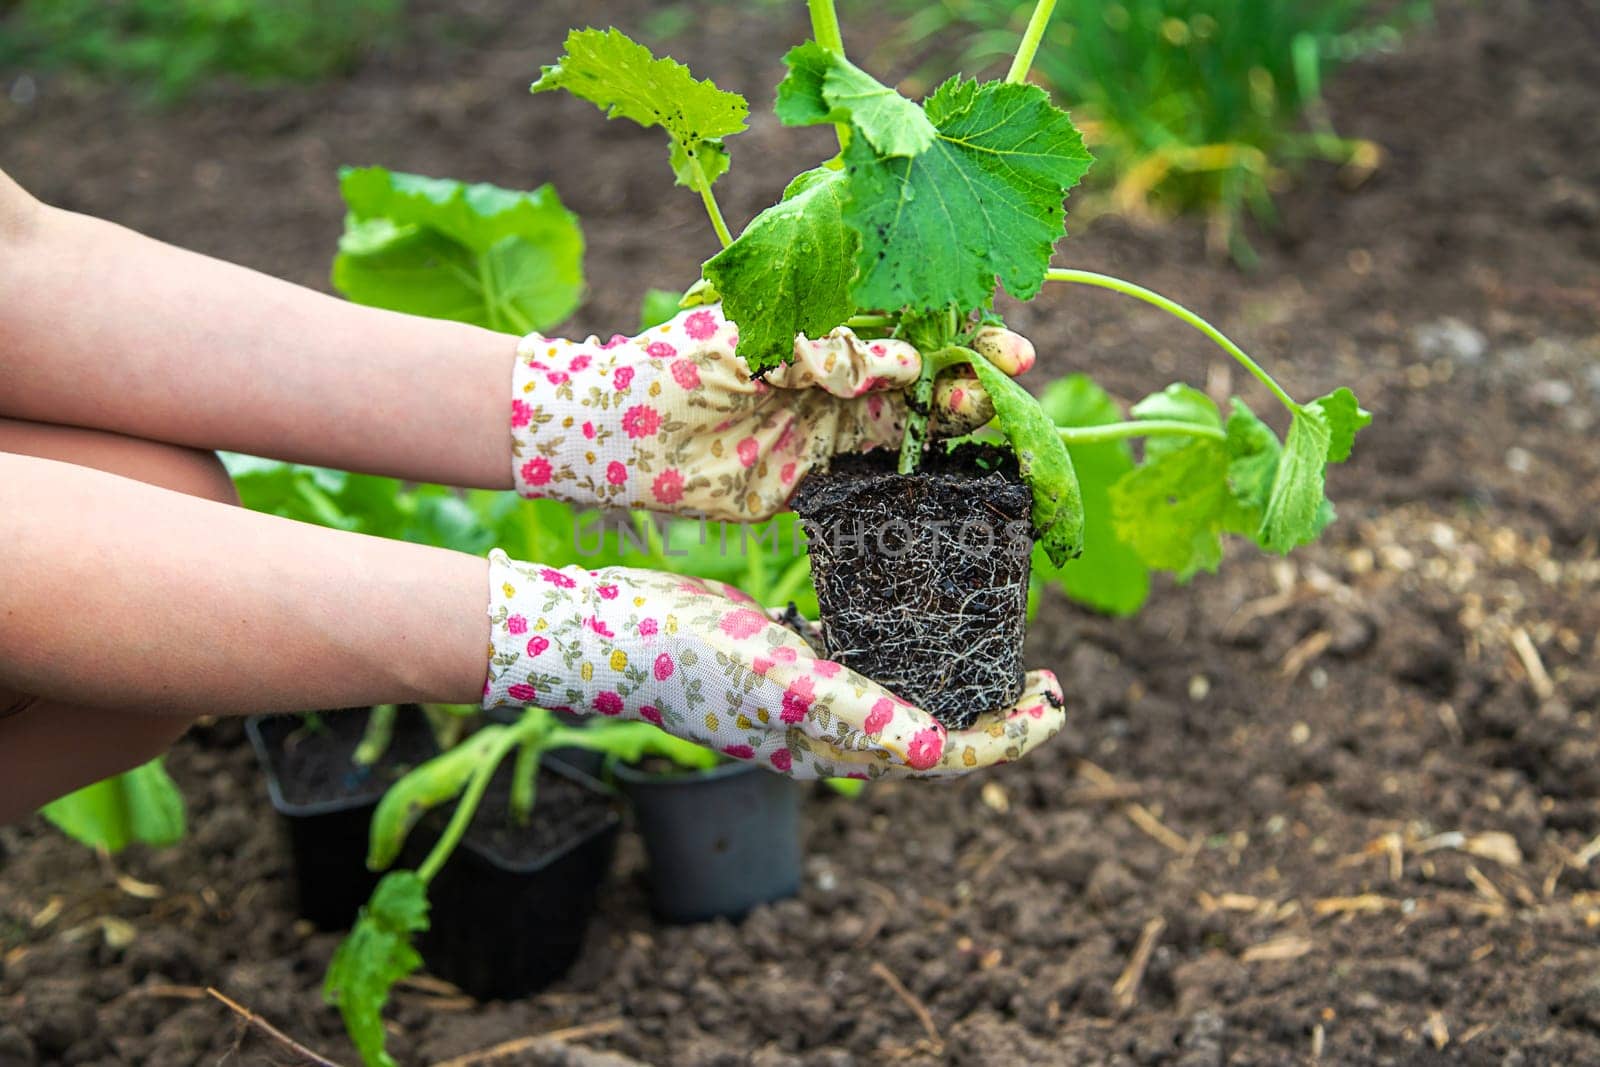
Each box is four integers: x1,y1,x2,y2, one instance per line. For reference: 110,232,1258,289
255,706,437,808
792,445,1034,730
3,0,1600,1063
437,760,616,868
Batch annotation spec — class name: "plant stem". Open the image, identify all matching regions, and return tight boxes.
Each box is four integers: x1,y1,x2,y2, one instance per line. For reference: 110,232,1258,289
421,703,467,750
689,155,734,249
509,730,541,827
1044,268,1301,415
845,313,896,329
416,710,544,885
1006,0,1058,84
1057,420,1226,446
807,0,851,151
897,349,941,474
807,0,845,55
352,704,398,768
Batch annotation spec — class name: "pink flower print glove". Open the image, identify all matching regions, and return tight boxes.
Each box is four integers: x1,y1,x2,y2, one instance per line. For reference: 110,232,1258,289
509,305,1035,521
482,551,1064,780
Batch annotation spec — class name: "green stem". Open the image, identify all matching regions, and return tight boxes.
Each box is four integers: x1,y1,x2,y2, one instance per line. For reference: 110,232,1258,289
896,344,972,474
1058,420,1226,446
897,347,941,474
689,155,734,249
352,704,398,768
1006,0,1058,84
420,703,467,751
416,710,545,885
807,0,851,151
510,732,541,827
845,313,896,329
807,0,845,55
1043,268,1301,415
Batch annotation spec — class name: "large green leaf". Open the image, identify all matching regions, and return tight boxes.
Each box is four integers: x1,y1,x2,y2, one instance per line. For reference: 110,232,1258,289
1035,375,1150,615
845,77,1091,313
964,356,1083,567
333,167,584,335
775,41,936,157
532,27,747,187
40,759,185,853
703,167,859,371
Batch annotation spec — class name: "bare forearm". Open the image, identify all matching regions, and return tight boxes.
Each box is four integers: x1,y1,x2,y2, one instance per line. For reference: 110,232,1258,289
0,452,490,715
0,182,516,488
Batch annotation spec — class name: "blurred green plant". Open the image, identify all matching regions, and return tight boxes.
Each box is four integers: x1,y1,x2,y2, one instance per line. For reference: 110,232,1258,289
333,167,585,335
0,0,401,103
39,758,186,853
845,0,1429,264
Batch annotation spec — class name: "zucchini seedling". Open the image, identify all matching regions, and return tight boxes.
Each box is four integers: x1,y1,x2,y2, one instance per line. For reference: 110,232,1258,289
323,708,714,1067
530,0,1371,723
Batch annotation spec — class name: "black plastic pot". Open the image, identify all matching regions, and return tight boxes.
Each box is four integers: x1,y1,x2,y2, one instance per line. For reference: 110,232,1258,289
612,760,802,924
791,445,1034,729
411,760,621,1000
246,709,439,931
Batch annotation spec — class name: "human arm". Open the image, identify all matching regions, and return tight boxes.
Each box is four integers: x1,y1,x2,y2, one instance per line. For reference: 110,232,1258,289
0,167,517,489
0,451,491,715
0,451,1062,784
0,168,1032,513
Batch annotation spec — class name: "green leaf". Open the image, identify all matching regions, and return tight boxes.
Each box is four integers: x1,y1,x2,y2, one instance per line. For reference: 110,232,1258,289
532,27,747,186
1220,399,1281,531
40,759,185,853
1108,440,1230,579
703,167,859,372
1035,375,1150,615
639,288,685,331
225,456,496,555
845,77,1091,314
333,167,584,335
324,872,430,1067
1312,386,1372,463
1259,403,1334,553
669,137,731,189
964,356,1083,567
775,41,936,157
367,727,507,871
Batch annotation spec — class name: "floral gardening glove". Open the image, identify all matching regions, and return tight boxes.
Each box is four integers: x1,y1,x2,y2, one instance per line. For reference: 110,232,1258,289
510,305,1035,521
482,552,1063,780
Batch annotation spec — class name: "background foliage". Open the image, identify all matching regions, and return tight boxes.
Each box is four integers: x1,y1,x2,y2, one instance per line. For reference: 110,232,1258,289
0,0,402,102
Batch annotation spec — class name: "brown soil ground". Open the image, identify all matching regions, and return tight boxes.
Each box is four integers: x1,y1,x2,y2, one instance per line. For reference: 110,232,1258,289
3,0,1600,1064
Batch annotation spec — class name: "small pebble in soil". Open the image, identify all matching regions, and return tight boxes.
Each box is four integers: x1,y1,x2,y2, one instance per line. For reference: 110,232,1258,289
1412,317,1487,366
1526,379,1576,407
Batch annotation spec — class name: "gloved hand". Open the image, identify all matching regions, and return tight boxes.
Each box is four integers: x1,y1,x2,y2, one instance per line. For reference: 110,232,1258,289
481,552,1063,780
509,305,1035,521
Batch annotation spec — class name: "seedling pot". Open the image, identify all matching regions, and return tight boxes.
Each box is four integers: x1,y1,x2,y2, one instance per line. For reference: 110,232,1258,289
612,759,802,924
791,445,1034,729
411,760,621,1001
246,708,439,931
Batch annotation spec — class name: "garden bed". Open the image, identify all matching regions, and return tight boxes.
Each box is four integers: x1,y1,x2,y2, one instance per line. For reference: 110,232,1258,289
2,0,1600,1063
